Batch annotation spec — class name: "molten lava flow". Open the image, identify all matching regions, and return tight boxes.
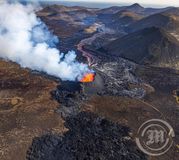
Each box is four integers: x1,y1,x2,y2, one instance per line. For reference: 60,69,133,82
80,73,95,83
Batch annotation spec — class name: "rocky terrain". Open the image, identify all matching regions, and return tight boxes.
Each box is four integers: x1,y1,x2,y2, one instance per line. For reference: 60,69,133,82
0,60,65,160
0,2,179,160
27,112,147,160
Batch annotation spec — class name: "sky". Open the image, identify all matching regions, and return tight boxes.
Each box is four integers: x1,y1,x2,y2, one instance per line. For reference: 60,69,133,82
60,0,179,6
3,0,179,7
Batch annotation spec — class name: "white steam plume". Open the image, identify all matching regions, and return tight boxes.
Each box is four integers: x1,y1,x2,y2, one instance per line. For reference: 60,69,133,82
0,2,92,81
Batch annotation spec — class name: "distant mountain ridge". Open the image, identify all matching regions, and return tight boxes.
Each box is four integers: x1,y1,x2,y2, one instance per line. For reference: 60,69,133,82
97,3,171,16
97,3,144,14
127,7,179,33
38,3,179,70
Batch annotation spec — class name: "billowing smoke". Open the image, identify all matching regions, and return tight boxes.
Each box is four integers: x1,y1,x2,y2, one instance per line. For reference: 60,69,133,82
0,2,92,81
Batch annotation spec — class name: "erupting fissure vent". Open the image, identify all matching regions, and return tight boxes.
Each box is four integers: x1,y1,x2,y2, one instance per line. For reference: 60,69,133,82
80,73,95,83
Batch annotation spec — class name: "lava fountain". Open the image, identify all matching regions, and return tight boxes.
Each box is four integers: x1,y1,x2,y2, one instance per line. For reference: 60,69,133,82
80,73,95,83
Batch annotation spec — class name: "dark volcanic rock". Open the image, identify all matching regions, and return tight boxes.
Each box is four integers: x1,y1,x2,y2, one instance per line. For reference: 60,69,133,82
27,112,147,160
51,81,86,117
51,81,83,105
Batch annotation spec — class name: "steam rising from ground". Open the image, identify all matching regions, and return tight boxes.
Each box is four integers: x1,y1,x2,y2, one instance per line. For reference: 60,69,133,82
0,2,91,81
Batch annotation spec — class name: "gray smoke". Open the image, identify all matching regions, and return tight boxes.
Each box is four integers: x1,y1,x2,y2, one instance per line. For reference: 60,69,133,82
0,2,92,81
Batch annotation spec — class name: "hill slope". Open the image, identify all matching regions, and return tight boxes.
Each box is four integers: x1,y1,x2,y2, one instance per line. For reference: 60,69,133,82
127,8,179,33
100,27,179,69
112,10,143,25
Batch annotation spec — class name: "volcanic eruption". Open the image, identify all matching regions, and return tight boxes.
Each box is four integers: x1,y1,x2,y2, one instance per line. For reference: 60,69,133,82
80,73,95,83
0,1,93,81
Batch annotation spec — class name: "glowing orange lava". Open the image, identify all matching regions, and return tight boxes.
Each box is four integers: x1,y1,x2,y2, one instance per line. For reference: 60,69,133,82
80,73,95,83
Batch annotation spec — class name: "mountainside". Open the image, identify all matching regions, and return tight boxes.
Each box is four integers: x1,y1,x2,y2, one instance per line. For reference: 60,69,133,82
162,7,179,16
125,3,145,13
97,6,124,14
112,10,143,25
37,4,97,38
128,8,179,33
100,27,179,69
